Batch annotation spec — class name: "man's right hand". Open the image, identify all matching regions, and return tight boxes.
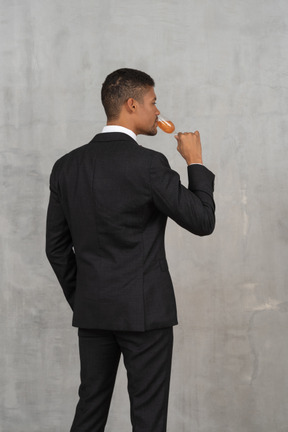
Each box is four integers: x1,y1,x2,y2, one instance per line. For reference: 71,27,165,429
174,131,203,165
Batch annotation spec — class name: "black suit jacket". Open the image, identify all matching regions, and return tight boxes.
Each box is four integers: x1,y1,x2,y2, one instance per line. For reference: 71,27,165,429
46,132,215,331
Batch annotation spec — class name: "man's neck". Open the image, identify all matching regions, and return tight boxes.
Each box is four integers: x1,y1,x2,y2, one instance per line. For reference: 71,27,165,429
107,119,137,135
102,125,137,142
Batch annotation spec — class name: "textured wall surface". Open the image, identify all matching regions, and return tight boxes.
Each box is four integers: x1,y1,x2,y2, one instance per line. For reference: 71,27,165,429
1,0,288,431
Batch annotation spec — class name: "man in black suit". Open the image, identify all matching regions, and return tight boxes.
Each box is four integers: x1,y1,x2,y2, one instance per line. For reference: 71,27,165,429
46,68,215,432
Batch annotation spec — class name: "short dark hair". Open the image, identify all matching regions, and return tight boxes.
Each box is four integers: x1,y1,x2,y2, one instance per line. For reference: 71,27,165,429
101,68,155,120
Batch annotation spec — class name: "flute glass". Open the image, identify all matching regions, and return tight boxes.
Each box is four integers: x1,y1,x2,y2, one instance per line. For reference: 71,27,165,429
157,115,175,134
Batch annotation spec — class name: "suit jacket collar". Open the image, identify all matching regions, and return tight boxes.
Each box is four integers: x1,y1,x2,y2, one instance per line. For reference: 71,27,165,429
102,125,137,142
91,132,139,146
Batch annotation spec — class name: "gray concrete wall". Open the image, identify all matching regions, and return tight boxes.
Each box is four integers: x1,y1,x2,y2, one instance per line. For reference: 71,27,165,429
1,0,287,431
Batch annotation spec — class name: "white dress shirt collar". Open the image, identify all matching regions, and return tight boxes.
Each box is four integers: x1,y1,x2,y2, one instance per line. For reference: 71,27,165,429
102,125,137,143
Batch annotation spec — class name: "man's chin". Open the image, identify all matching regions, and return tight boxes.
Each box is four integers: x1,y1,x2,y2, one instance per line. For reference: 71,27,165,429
139,126,158,136
147,127,158,136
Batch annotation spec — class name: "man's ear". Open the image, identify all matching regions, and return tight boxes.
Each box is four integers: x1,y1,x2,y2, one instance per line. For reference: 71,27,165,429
126,97,137,113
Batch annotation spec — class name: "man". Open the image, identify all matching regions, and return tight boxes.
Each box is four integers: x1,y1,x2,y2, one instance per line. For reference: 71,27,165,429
46,68,215,432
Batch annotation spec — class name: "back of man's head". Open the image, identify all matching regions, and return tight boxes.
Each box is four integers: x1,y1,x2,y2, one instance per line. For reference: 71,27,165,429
101,68,155,121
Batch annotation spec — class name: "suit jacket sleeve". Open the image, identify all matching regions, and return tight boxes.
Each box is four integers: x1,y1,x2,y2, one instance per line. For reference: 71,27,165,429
150,153,215,236
45,162,76,310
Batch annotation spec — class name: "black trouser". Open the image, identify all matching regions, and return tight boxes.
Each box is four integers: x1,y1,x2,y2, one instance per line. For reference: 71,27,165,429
70,327,173,432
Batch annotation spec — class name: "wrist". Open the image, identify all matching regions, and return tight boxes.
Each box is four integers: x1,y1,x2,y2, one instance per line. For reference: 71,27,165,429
186,157,203,165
